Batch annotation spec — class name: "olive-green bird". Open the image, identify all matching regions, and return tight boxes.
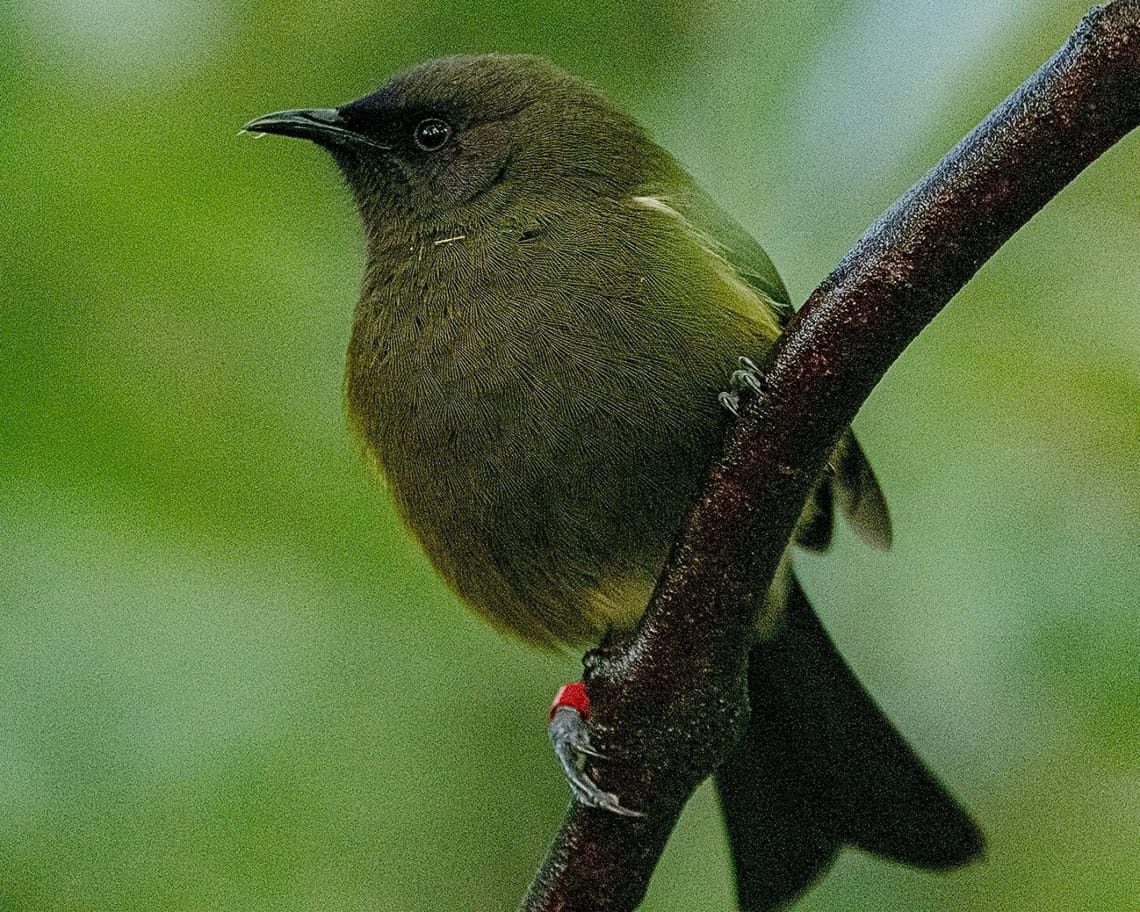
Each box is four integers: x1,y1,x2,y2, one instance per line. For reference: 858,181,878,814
245,53,983,910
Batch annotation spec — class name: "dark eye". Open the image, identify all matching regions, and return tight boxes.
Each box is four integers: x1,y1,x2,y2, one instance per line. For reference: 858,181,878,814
413,118,452,152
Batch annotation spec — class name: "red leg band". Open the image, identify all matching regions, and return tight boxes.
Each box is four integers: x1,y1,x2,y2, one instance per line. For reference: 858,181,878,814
550,682,591,721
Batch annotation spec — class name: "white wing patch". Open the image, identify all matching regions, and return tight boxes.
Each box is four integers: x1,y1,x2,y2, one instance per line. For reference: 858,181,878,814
630,194,680,218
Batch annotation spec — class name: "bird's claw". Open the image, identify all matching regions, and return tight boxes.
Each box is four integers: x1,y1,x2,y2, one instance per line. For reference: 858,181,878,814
720,356,764,417
549,706,645,817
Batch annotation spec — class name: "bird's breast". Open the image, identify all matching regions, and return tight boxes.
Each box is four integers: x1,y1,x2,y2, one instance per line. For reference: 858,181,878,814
341,209,756,644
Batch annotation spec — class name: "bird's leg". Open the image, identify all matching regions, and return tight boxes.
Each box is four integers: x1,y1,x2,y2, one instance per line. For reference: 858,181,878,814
548,683,645,817
719,356,764,417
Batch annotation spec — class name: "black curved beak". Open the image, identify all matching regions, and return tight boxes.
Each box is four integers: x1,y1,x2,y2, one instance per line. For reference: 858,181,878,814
242,108,390,151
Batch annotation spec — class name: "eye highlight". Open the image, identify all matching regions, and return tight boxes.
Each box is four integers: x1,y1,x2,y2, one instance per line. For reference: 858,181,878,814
413,118,452,151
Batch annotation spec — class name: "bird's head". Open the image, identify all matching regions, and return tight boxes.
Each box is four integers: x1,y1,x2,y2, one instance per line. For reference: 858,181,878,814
244,54,660,229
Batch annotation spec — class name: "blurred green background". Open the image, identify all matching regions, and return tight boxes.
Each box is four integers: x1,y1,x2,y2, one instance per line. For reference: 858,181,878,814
3,1,1137,909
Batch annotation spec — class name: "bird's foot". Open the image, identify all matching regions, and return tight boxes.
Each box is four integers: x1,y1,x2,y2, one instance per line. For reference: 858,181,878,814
548,683,645,817
719,356,764,417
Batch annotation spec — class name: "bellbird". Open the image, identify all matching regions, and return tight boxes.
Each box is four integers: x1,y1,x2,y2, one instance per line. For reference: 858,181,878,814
245,54,983,910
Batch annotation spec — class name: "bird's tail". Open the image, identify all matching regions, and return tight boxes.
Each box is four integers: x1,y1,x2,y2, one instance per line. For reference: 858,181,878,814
714,574,983,911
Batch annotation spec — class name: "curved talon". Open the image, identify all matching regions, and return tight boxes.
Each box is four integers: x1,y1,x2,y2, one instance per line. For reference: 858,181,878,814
549,706,645,817
722,356,764,418
730,368,764,395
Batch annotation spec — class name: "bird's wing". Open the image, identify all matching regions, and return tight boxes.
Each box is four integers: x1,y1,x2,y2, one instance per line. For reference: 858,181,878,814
667,181,794,316
631,176,892,552
631,167,794,325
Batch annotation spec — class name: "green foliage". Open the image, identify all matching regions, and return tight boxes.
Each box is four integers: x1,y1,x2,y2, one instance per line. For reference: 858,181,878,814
2,1,1136,909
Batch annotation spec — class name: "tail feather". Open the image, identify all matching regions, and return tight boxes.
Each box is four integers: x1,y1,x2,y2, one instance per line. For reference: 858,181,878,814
794,430,890,555
833,431,892,550
714,575,983,911
793,475,834,553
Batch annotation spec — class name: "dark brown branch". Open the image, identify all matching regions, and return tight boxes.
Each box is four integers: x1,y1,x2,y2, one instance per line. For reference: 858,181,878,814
521,3,1140,910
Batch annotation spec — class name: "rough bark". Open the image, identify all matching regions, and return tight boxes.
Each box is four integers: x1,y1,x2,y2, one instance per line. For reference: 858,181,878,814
521,4,1140,909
